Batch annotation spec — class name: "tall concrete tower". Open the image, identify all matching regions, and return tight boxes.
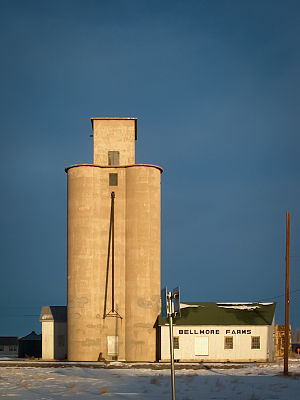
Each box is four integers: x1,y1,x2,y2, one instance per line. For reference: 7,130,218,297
65,118,162,361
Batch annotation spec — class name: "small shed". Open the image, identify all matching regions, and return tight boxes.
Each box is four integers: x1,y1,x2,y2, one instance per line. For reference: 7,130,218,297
18,331,42,358
40,306,67,360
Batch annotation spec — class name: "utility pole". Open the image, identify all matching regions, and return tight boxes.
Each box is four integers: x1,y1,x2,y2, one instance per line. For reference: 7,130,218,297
284,211,290,376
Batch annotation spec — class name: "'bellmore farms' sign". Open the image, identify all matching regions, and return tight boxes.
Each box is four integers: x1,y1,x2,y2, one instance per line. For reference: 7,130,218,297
178,329,252,335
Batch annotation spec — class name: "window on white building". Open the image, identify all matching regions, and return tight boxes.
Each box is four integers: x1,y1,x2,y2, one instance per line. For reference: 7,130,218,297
251,336,260,349
195,337,208,356
0,345,4,351
173,337,179,349
224,336,233,349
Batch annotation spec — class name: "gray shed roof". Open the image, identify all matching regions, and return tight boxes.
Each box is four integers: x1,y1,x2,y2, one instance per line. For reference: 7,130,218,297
40,306,67,322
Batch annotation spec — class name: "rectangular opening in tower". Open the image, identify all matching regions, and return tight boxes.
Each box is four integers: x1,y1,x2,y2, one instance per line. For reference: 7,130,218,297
108,151,120,166
109,173,118,186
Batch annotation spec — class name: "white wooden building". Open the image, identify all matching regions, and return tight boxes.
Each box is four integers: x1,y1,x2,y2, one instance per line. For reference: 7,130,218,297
40,306,67,360
159,302,276,362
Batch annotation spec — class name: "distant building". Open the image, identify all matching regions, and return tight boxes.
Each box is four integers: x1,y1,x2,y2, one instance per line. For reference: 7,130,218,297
159,302,276,362
292,328,300,343
292,343,300,357
0,337,19,356
18,331,42,358
292,328,300,357
274,324,291,358
40,306,67,360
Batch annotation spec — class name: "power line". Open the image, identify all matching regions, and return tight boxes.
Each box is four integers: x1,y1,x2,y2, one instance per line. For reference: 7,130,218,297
0,315,40,318
257,288,300,302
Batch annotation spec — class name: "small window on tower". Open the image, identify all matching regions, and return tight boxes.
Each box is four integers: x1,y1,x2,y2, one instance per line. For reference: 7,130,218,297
108,151,120,166
109,173,118,186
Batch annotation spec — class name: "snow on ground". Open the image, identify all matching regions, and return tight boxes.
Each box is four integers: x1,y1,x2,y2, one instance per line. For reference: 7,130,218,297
0,360,300,399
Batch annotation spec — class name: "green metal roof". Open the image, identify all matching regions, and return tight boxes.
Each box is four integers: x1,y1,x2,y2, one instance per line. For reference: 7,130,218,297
158,302,276,326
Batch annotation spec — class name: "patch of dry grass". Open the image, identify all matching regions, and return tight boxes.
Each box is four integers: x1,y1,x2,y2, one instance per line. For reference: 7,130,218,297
99,387,109,395
67,383,75,390
18,381,28,388
150,377,161,386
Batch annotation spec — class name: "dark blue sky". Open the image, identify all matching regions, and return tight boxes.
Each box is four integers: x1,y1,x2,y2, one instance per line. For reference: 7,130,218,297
1,0,300,336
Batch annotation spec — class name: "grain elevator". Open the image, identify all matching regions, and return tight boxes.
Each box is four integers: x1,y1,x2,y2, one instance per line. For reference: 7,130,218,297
65,118,162,361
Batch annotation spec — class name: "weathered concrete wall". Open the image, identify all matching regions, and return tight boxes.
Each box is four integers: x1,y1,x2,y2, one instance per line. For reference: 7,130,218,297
67,166,126,361
67,165,161,361
92,118,136,165
125,166,161,361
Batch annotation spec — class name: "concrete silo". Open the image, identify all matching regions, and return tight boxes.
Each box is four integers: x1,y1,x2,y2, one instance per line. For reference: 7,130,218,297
66,118,162,361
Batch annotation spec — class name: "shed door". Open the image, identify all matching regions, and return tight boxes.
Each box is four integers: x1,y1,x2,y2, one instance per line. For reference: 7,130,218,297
107,336,118,356
195,337,208,356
